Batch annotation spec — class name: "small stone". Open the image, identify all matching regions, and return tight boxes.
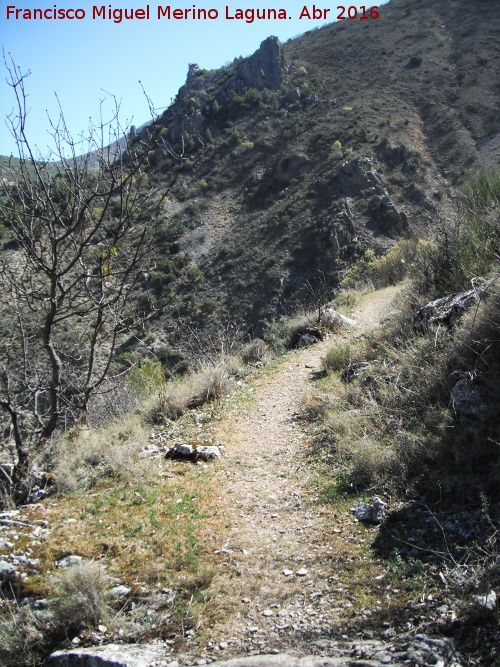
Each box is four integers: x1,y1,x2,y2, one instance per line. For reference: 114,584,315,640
56,555,83,568
271,514,278,518
108,585,131,600
283,569,293,577
248,627,259,633
71,636,81,645
382,627,396,639
0,560,16,578
241,598,251,603
473,590,497,611
219,642,227,650
296,568,308,576
97,625,107,633
262,609,273,617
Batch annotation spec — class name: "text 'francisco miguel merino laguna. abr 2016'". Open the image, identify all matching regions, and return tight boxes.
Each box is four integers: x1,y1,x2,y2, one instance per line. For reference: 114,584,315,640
6,4,380,22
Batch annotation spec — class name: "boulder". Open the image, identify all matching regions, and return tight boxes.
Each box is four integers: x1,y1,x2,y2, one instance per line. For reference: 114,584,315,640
414,282,491,331
46,643,167,666
56,555,83,568
449,378,489,421
296,333,318,348
368,194,408,235
107,585,131,601
473,590,497,611
274,153,311,183
320,308,356,329
0,559,17,579
166,443,222,462
186,656,381,667
338,158,382,193
354,497,390,523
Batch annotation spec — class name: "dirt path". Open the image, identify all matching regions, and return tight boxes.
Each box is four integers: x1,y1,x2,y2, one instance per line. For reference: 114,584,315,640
196,285,402,657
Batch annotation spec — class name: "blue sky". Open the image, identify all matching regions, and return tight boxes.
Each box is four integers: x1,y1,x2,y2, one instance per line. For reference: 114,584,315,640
0,1,389,157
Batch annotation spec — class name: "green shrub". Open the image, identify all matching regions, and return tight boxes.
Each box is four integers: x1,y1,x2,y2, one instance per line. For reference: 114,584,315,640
409,55,423,67
185,267,204,283
199,299,218,316
230,129,243,144
128,359,166,396
341,238,423,289
331,140,343,159
358,126,369,142
300,82,312,96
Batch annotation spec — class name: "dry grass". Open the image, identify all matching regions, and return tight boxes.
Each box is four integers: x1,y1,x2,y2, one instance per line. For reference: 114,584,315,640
52,414,152,493
238,339,272,365
152,357,244,422
321,339,370,374
3,442,225,662
52,560,111,629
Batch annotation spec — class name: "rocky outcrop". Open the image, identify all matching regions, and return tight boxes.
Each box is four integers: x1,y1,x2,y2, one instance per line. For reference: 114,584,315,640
316,198,357,255
170,110,206,143
176,37,286,109
320,308,356,329
378,142,416,175
414,281,491,331
337,158,385,197
273,153,311,184
367,194,409,235
47,634,461,667
240,36,286,90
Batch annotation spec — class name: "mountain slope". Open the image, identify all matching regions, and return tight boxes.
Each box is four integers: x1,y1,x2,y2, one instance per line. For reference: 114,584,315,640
123,0,499,362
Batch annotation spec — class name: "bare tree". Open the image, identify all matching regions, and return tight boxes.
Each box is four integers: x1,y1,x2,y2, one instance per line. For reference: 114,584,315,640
0,56,184,501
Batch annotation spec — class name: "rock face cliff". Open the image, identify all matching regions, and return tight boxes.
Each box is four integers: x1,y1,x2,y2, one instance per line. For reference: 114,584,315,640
240,36,287,90
155,36,287,147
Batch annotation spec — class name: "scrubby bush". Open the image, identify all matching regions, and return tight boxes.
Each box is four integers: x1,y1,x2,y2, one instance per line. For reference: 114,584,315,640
53,561,111,630
239,339,271,365
341,238,429,290
53,414,151,491
0,561,111,666
331,140,343,159
322,340,368,373
152,358,242,421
